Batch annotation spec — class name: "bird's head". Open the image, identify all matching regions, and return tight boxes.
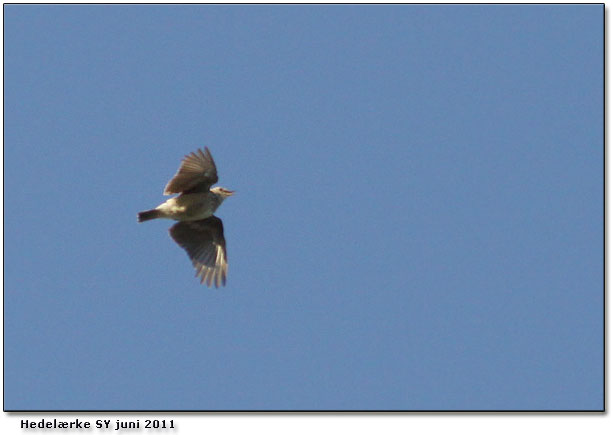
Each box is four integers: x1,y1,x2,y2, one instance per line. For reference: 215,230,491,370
211,186,235,200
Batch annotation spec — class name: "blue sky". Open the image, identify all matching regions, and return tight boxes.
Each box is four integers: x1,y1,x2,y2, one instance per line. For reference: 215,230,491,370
4,4,603,411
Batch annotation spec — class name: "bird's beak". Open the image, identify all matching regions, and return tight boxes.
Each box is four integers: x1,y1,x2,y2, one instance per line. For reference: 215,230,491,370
227,190,236,196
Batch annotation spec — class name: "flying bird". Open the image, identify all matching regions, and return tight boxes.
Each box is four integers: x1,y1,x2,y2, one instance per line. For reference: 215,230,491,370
138,147,233,287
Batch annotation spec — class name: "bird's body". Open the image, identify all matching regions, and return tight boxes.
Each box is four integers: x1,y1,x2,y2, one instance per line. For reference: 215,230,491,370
138,147,233,287
138,191,225,222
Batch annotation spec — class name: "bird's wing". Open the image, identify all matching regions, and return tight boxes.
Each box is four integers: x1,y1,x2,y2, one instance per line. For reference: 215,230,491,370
169,216,227,287
163,147,219,195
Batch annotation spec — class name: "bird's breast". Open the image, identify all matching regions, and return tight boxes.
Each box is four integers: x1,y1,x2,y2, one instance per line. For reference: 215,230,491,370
175,193,219,220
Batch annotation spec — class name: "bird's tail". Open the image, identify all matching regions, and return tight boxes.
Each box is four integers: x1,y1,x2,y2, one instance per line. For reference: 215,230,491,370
138,209,162,223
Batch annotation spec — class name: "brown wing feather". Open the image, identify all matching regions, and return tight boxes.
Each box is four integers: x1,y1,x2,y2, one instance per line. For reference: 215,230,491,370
163,147,219,195
169,217,227,287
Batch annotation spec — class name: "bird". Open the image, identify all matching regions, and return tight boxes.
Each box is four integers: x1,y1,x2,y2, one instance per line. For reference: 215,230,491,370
138,147,233,287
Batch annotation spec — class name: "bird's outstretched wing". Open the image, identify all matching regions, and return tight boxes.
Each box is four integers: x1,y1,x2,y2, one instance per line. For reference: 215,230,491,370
169,216,227,287
163,147,219,195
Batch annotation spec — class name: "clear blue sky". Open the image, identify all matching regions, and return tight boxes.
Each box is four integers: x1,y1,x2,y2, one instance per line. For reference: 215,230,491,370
4,4,603,411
